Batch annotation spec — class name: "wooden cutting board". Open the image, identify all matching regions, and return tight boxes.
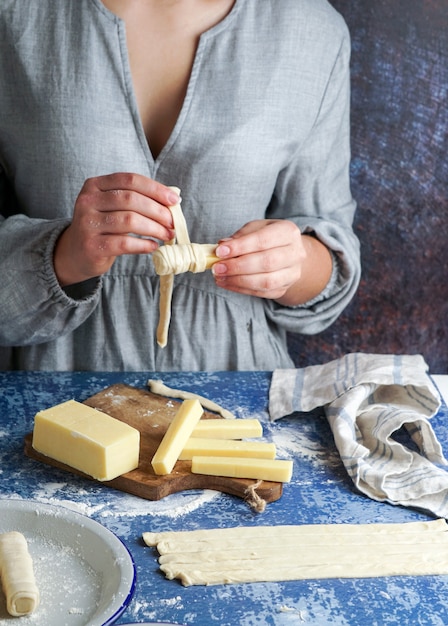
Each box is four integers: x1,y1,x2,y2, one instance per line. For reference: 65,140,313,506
24,383,283,505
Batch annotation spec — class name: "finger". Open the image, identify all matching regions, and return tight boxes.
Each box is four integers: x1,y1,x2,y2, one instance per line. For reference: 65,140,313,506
212,246,294,278
214,267,296,300
83,174,180,227
86,232,162,259
85,209,174,241
216,220,299,259
93,173,180,206
75,189,175,236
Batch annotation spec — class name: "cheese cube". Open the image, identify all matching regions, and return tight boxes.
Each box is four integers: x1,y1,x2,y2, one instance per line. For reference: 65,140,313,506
191,456,293,483
32,400,140,481
191,418,262,439
151,399,203,475
179,437,276,460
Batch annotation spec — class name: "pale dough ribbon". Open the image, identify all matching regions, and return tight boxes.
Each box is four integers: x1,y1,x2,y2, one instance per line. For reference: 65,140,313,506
155,188,218,348
143,519,448,586
156,187,189,348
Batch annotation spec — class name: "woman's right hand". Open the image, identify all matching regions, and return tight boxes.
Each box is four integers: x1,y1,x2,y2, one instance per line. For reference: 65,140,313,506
54,173,179,287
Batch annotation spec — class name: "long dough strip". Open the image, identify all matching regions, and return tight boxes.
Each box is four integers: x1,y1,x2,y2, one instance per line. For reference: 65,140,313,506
147,379,236,419
161,551,448,586
156,187,186,348
154,530,448,557
161,543,448,570
158,534,448,564
155,189,220,347
156,271,174,348
142,518,447,547
143,520,448,586
0,531,40,616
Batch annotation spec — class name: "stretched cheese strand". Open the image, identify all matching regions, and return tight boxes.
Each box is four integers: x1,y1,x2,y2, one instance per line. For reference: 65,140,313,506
0,531,40,616
148,378,236,419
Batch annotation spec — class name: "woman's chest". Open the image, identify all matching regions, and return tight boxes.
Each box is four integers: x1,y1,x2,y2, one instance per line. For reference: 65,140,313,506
0,2,323,225
102,0,236,159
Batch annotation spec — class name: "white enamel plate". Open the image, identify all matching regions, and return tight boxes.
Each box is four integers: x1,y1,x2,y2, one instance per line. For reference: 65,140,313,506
0,499,135,626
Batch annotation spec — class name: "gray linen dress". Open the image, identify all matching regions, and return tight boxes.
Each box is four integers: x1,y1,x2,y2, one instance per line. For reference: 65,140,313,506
0,0,361,371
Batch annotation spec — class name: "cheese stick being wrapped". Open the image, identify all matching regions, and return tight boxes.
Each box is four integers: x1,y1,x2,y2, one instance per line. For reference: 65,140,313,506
0,531,40,616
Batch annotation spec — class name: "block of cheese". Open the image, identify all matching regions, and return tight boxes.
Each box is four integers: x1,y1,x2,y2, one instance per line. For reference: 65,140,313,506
191,456,293,483
32,399,140,481
179,437,276,461
191,418,262,439
151,399,203,475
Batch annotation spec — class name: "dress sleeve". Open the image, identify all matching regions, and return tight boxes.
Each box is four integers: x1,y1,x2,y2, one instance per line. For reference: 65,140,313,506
0,168,101,347
265,30,361,335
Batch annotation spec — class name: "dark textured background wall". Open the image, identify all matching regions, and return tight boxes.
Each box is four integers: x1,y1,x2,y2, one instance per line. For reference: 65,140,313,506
288,0,448,373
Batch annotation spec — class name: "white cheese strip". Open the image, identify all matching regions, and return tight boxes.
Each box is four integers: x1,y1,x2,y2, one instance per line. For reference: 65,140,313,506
191,419,262,439
148,379,236,419
151,399,203,475
143,520,448,586
179,437,276,460
191,456,293,483
0,532,40,616
32,399,140,481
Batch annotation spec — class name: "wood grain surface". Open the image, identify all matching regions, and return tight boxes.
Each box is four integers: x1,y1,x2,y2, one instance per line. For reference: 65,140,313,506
24,383,282,504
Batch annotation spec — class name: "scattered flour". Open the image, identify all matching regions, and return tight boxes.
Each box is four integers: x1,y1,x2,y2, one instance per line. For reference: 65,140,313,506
4,489,220,520
270,424,340,469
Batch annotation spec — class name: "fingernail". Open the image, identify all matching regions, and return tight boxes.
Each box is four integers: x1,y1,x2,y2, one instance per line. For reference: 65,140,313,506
168,191,181,205
216,245,231,258
212,263,227,275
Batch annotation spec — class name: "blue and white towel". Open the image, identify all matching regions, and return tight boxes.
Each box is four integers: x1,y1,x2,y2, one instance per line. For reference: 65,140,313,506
269,353,448,518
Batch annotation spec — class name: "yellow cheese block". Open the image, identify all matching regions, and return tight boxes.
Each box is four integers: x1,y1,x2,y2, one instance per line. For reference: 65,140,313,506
191,418,262,439
32,399,140,481
151,399,203,475
191,456,293,483
179,437,276,460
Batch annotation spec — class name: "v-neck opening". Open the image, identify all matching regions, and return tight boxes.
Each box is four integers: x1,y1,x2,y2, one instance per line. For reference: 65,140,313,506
92,0,241,172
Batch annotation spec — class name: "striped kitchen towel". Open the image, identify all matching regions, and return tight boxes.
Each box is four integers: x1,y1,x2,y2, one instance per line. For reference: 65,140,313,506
269,353,448,518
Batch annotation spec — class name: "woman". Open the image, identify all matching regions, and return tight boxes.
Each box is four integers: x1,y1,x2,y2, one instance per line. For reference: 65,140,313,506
0,0,360,371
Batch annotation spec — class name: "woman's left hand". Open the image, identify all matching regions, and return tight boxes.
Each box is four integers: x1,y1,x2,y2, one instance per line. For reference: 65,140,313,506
212,219,332,306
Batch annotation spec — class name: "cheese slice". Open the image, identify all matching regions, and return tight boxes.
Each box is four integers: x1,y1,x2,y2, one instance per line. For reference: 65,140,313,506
151,399,203,475
191,419,262,439
179,437,276,460
191,456,293,483
32,400,140,481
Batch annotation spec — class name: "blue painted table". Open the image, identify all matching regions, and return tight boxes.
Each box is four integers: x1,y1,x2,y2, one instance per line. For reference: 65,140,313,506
1,370,448,625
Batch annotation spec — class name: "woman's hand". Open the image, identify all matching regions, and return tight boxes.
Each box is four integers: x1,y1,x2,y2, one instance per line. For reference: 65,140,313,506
212,219,333,306
54,173,179,286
